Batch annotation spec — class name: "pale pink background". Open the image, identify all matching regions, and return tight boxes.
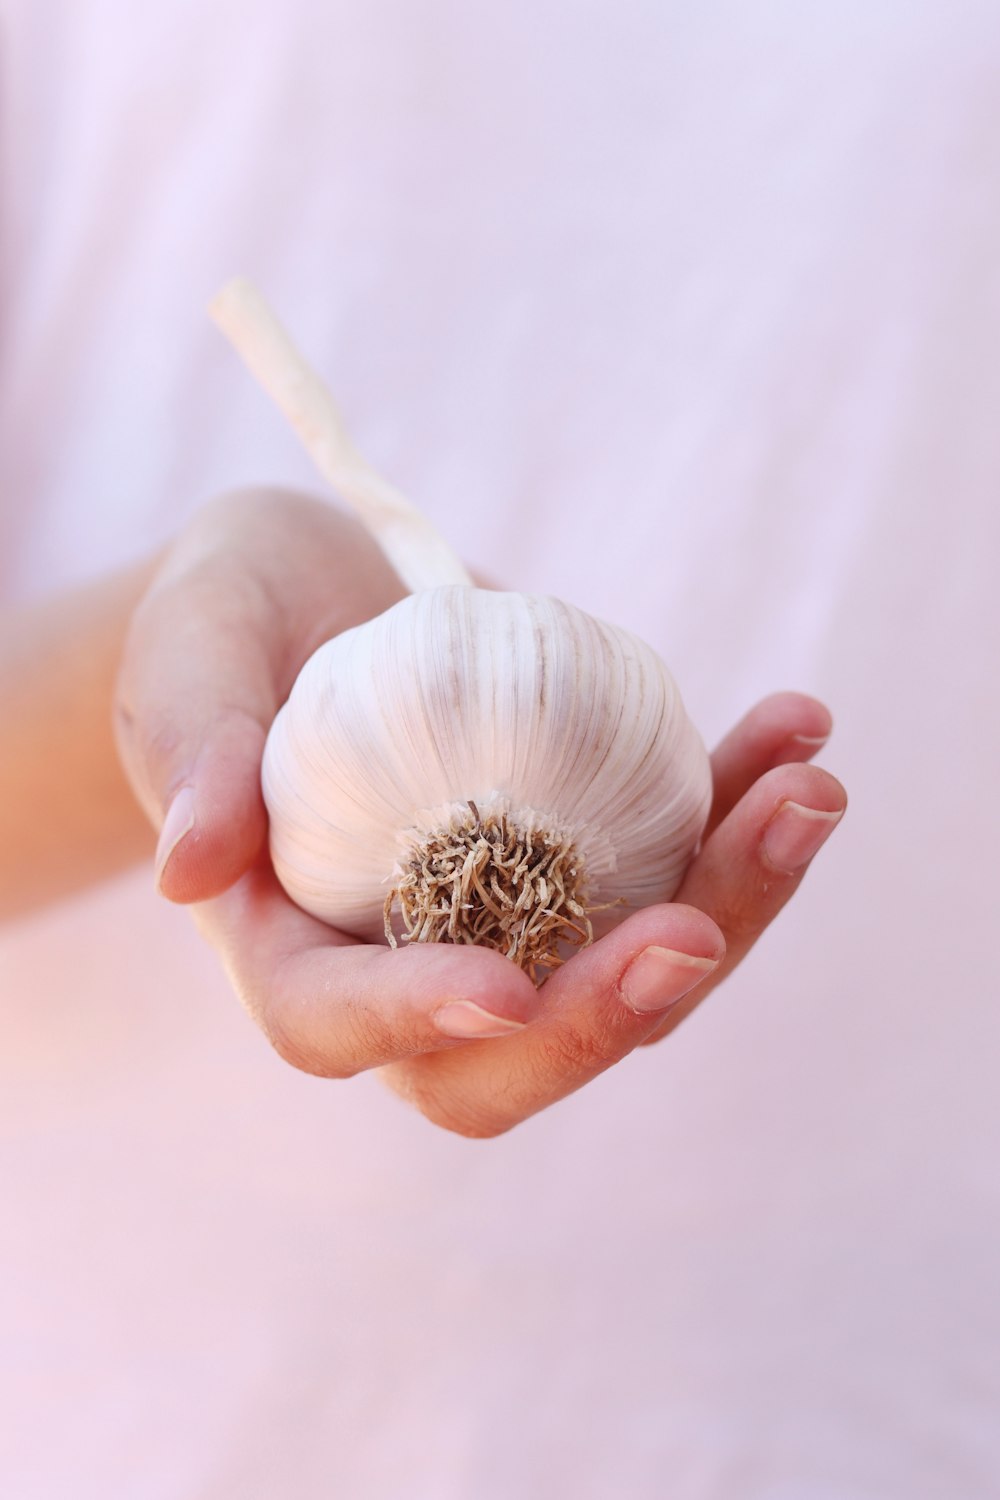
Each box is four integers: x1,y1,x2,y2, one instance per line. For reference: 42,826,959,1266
1,2,998,1495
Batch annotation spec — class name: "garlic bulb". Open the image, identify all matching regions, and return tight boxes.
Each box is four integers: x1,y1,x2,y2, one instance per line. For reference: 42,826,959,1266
211,279,712,976
262,586,712,966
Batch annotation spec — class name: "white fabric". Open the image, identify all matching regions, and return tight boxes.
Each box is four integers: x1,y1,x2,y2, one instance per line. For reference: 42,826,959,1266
1,2,998,1495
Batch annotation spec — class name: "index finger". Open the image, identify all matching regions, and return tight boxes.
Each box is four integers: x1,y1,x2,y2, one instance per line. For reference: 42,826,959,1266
115,553,279,901
115,488,405,904
195,858,541,1076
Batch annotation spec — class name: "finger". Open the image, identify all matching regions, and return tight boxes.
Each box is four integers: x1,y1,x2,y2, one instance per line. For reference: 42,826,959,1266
115,491,408,905
641,761,846,1045
384,902,726,1137
196,858,540,1076
707,692,832,836
115,560,279,902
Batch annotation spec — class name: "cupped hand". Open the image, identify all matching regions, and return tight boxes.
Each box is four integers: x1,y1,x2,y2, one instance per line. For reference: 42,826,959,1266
116,488,846,1136
116,487,408,900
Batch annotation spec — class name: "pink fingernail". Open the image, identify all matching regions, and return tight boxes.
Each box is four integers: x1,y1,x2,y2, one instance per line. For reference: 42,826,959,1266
155,786,195,890
789,732,830,748
434,1002,526,1039
762,800,843,873
621,946,719,1014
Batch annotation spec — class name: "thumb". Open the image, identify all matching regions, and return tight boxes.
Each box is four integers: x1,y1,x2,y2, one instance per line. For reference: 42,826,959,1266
115,569,279,904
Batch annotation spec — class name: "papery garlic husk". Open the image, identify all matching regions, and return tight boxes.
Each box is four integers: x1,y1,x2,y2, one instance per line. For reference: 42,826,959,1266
263,585,712,972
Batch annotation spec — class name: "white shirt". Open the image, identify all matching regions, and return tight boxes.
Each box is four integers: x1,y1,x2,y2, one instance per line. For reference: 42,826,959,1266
1,2,998,1495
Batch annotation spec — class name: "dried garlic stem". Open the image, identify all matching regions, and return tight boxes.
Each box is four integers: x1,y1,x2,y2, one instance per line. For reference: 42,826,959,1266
209,277,472,594
384,803,595,986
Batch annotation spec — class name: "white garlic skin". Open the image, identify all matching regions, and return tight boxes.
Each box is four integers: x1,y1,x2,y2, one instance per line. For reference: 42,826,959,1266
262,587,712,942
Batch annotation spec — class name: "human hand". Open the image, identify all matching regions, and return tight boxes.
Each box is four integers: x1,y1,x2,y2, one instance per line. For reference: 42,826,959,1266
116,489,846,1136
116,487,408,901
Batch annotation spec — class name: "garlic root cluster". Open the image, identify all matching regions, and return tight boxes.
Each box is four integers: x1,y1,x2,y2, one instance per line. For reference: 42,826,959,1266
387,804,592,983
211,280,713,978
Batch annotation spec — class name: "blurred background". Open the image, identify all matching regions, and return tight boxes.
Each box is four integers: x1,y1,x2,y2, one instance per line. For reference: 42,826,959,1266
1,2,998,1496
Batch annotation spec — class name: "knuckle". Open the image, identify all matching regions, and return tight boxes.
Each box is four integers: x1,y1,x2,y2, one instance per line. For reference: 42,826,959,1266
433,1106,512,1140
433,1104,513,1140
140,715,187,776
387,1067,514,1140
265,1012,355,1079
342,1004,398,1072
537,1021,617,1083
261,966,402,1082
708,890,770,946
261,977,358,1081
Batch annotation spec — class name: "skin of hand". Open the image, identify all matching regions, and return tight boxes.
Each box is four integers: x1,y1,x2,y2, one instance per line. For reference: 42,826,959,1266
0,558,162,919
115,487,847,1137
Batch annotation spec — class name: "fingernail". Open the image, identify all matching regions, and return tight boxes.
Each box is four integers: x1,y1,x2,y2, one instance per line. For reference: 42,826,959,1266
790,732,830,748
762,800,843,873
434,1001,527,1039
621,947,720,1014
155,786,195,890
